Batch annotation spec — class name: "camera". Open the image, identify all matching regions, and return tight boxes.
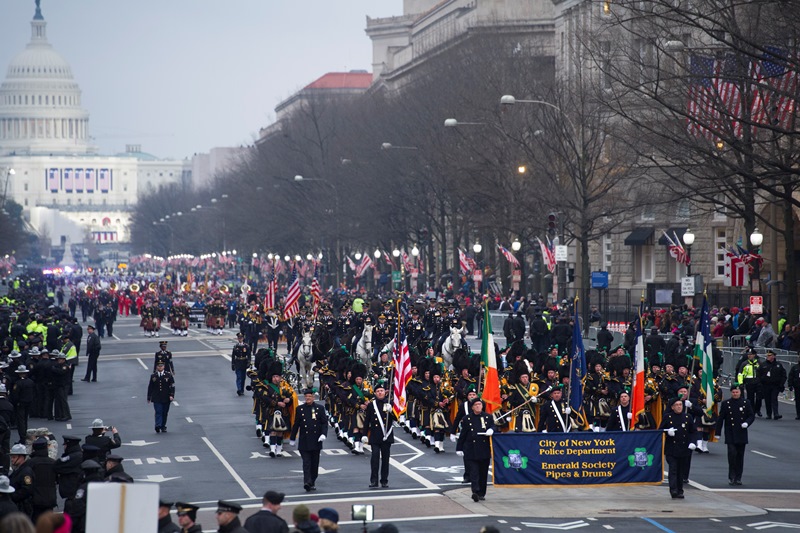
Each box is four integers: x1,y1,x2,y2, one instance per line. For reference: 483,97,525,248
351,504,374,522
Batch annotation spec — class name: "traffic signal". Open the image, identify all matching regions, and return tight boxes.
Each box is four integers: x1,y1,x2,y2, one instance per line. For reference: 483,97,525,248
547,213,557,236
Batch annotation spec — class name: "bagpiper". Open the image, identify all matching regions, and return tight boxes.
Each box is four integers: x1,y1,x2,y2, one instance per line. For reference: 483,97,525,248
205,297,227,335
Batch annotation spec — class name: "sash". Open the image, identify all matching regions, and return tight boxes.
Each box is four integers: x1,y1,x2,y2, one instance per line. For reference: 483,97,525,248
553,402,569,433
617,405,628,431
353,385,365,401
372,400,393,441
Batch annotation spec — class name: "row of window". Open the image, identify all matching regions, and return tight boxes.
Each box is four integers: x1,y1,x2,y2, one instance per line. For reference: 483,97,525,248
8,65,71,76
2,93,80,107
0,117,87,140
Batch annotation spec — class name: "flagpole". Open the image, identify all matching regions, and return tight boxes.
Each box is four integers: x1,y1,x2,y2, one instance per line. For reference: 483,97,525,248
477,297,486,396
567,296,578,406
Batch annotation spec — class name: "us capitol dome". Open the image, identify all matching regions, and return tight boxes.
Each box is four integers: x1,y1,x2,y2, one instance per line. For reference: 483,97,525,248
0,1,91,156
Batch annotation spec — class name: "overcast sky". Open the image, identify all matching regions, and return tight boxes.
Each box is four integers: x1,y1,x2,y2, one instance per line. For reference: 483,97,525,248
0,1,402,159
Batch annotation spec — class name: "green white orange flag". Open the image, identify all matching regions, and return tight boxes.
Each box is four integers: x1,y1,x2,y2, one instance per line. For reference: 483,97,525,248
480,298,502,413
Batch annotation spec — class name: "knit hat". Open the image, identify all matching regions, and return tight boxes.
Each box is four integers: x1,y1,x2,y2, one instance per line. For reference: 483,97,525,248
293,504,311,523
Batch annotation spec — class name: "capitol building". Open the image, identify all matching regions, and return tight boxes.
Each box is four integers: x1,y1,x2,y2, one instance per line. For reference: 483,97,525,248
0,2,191,253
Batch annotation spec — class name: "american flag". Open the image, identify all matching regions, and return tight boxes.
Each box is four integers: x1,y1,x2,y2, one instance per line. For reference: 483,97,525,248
687,54,719,141
537,238,556,274
663,231,690,266
751,47,798,130
497,244,520,267
714,54,744,139
264,273,277,310
282,266,301,319
392,327,412,418
355,255,373,278
274,258,285,276
310,266,321,319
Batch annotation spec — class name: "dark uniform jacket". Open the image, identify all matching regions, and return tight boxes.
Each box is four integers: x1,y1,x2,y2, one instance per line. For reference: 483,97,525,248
154,350,174,374
539,399,571,433
104,463,134,483
9,458,34,515
148,370,175,403
290,402,328,451
231,343,251,371
758,358,787,389
84,432,122,463
365,398,397,445
29,447,57,509
659,410,693,457
218,516,249,533
715,396,755,445
243,509,290,533
86,332,101,357
456,412,495,460
158,515,181,533
53,442,83,499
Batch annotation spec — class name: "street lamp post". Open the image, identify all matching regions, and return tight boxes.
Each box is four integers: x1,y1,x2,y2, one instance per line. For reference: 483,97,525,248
511,238,523,296
473,241,483,294
682,229,695,277
750,228,763,294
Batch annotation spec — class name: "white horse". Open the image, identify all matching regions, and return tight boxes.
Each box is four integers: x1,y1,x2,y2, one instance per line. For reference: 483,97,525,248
441,325,464,370
355,324,373,368
297,330,315,389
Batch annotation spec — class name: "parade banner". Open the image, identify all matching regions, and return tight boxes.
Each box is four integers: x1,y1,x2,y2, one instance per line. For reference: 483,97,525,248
492,431,663,487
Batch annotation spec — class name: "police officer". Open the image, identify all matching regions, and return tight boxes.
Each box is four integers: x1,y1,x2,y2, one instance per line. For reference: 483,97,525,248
81,324,101,382
289,388,328,492
456,398,494,502
660,396,693,499
84,419,121,463
53,435,83,501
215,500,248,533
231,333,251,396
8,443,34,518
758,350,786,420
147,361,175,433
158,500,181,533
364,380,396,489
176,502,202,533
104,454,133,483
715,384,755,485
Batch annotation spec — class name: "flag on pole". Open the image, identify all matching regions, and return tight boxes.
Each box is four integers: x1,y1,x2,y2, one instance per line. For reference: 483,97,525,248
480,299,502,413
537,238,556,274
382,251,395,269
346,256,357,272
497,244,520,267
310,265,321,319
265,273,277,310
282,266,301,319
458,249,470,274
392,326,412,418
355,255,373,278
569,301,588,429
694,296,715,416
631,300,646,428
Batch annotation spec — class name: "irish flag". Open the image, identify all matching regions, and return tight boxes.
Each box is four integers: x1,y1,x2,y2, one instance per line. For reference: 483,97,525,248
694,296,714,415
480,299,502,413
631,302,646,426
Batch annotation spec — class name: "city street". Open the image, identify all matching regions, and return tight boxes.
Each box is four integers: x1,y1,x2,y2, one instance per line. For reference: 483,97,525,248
57,314,800,533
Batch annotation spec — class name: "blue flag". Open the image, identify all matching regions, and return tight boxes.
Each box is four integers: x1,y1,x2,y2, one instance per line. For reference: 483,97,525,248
569,304,586,414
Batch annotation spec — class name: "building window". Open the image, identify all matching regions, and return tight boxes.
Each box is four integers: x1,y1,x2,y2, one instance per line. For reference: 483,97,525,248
23,183,28,191
714,228,727,277
24,199,28,206
713,206,727,221
676,199,691,219
641,205,655,221
634,244,655,282
602,234,612,277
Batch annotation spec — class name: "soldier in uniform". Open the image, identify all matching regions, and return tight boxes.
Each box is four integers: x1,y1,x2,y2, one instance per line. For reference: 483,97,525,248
289,388,328,492
506,361,540,433
336,301,355,347
372,314,394,361
264,308,281,352
154,341,175,374
406,308,425,348
232,333,251,396
456,398,495,502
660,396,694,499
147,361,175,433
422,298,440,339
364,379,396,488
715,383,755,485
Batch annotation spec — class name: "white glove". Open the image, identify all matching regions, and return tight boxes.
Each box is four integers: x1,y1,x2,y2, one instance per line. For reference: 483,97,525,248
456,451,464,457
531,396,539,404
361,436,368,444
318,434,326,442
741,422,748,429
450,434,457,442
688,443,697,451
289,440,296,447
626,413,633,420
542,430,548,434
565,407,572,415
592,425,601,433
666,428,676,437
685,400,692,408
485,428,494,437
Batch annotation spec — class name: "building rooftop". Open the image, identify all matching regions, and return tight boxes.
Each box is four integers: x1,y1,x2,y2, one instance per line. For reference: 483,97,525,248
304,71,372,90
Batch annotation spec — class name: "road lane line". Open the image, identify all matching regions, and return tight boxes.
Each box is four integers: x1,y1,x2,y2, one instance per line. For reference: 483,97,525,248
191,487,437,505
751,450,776,459
185,417,193,423
197,338,231,361
765,508,800,512
66,423,72,430
201,436,256,499
112,333,121,340
641,517,677,533
389,457,439,490
136,358,148,369
338,513,487,526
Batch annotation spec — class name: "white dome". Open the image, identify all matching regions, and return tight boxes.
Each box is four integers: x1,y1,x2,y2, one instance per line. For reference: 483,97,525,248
0,4,92,156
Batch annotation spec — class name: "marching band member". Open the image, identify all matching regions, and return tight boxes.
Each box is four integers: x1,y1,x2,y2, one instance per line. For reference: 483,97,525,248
364,379,396,488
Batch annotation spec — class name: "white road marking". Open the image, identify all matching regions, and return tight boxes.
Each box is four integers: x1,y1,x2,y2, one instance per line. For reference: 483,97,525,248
136,358,148,369
112,333,121,340
713,489,800,493
172,401,179,406
185,417,193,423
603,526,614,530
66,423,72,430
752,450,776,459
338,514,487,526
390,456,439,489
512,528,521,531
201,437,256,499
765,509,800,513
711,518,721,522
730,527,742,531
498,520,508,524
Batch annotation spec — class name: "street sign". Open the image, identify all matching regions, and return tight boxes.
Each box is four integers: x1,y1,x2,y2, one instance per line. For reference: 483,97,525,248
555,245,568,261
512,270,521,282
681,276,695,296
473,269,483,282
591,271,609,289
750,295,763,315
391,270,401,283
